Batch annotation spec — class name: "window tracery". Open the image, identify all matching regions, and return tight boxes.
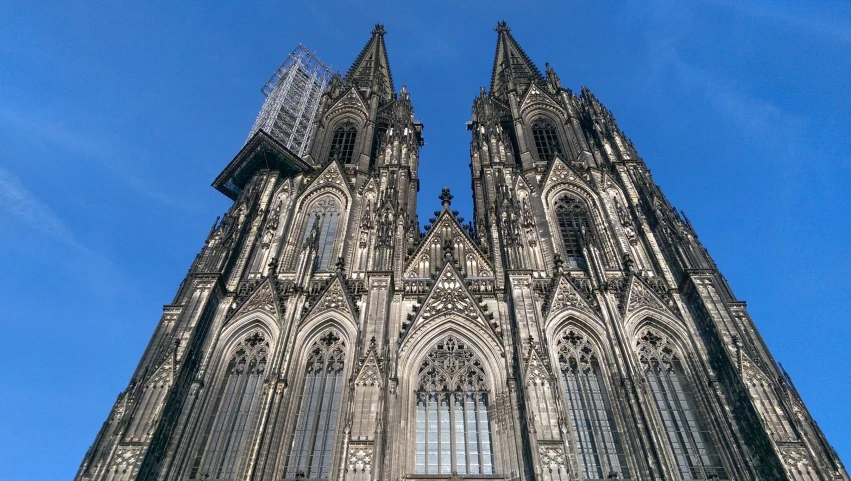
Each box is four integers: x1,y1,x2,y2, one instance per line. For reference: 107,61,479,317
636,329,727,480
189,330,269,480
557,330,629,480
414,336,494,475
554,196,592,270
284,331,347,480
330,121,358,163
531,118,563,162
302,197,341,271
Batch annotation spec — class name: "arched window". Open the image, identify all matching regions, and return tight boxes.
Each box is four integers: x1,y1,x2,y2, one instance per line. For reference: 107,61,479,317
636,329,727,480
554,196,592,270
189,330,269,479
302,197,341,271
330,121,358,163
531,118,563,162
284,331,346,479
414,336,494,475
558,330,630,480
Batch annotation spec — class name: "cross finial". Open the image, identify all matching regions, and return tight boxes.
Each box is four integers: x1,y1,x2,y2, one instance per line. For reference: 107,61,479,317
372,24,386,36
335,257,345,273
495,20,510,33
439,187,453,210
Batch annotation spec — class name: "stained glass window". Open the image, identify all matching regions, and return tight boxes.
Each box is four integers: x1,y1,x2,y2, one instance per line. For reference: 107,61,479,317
284,331,346,480
637,329,727,480
414,336,494,475
189,331,269,479
558,330,630,480
301,197,341,271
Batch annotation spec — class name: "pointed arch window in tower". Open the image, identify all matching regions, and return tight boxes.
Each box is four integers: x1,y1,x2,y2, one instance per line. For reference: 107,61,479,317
414,336,494,475
558,330,630,480
188,331,269,480
637,329,727,480
554,196,591,270
330,121,358,163
284,331,346,480
531,117,563,162
301,197,341,271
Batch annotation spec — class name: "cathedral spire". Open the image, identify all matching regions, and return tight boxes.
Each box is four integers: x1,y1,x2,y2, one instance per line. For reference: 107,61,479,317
344,23,396,101
490,20,543,100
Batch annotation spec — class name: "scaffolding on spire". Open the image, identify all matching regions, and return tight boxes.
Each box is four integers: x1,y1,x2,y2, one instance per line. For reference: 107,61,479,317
247,44,334,157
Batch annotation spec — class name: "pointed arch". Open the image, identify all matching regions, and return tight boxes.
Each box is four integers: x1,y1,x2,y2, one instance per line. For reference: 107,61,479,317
553,327,630,480
412,334,496,475
633,325,727,480
329,119,358,163
542,179,618,270
283,328,348,479
530,116,564,162
187,319,277,480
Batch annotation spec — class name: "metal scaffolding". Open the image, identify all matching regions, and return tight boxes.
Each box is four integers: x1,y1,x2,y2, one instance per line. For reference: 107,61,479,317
247,44,334,157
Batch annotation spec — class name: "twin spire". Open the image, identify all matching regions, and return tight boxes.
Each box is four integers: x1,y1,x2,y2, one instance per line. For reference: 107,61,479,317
490,20,544,100
344,23,395,102
344,21,549,102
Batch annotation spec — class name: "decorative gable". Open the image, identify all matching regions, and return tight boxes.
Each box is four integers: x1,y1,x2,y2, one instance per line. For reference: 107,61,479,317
545,275,597,318
305,276,356,320
228,279,281,322
404,210,493,279
354,349,381,387
324,86,369,120
525,348,553,385
620,275,673,318
401,263,500,349
306,159,350,193
518,83,565,119
542,155,587,190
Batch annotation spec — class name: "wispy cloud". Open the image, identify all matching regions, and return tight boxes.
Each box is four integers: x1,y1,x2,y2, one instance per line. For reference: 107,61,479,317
0,166,85,251
707,0,851,44
0,106,199,212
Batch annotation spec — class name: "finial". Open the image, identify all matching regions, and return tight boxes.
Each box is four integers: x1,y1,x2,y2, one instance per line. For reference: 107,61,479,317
439,187,454,211
495,20,510,32
372,24,386,36
335,256,345,273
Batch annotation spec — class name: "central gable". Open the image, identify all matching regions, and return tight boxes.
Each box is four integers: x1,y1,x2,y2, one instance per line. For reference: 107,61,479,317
404,210,493,279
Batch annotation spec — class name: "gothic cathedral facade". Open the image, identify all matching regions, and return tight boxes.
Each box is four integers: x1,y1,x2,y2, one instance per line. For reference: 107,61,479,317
76,23,847,481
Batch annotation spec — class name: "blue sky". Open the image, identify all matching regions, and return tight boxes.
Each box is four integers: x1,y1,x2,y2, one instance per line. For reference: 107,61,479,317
0,1,848,479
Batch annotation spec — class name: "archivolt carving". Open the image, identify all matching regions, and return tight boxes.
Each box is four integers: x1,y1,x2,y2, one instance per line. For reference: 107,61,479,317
417,336,487,392
636,329,677,366
556,330,597,372
420,270,478,321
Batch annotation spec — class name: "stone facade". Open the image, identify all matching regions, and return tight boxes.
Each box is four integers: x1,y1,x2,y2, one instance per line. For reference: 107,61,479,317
75,23,847,481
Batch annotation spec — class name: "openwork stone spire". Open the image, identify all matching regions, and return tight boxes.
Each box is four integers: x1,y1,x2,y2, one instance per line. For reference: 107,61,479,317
344,23,395,102
490,20,543,100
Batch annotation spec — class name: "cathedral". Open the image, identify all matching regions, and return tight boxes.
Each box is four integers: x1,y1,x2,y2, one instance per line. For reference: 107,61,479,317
76,23,847,481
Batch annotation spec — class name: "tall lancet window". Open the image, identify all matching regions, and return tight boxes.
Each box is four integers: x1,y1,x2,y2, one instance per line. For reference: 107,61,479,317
554,196,592,270
531,117,563,161
636,329,727,480
330,121,358,163
301,197,341,271
284,331,346,480
557,330,629,480
189,331,269,480
414,336,494,475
